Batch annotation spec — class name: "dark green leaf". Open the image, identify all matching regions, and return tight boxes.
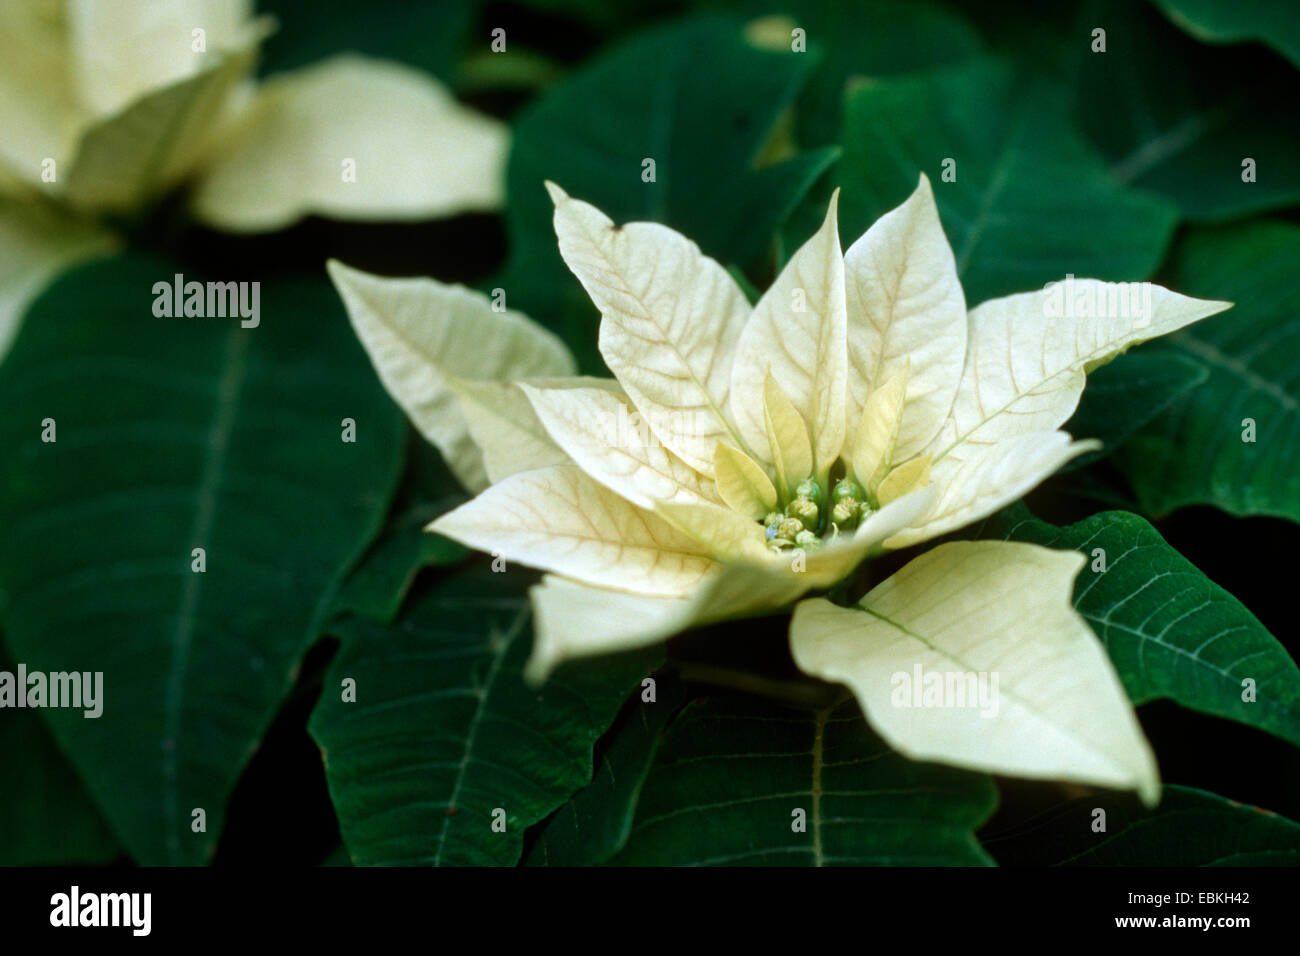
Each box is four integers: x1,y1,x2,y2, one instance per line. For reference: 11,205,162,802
0,254,406,863
1150,0,1300,70
1117,221,1300,522
0,640,120,865
984,784,1300,865
838,56,1179,305
1077,1,1300,220
525,672,686,865
256,0,475,86
331,506,466,624
730,0,984,145
977,507,1300,749
331,438,470,624
1063,348,1208,469
606,695,997,865
310,564,657,865
945,0,1084,81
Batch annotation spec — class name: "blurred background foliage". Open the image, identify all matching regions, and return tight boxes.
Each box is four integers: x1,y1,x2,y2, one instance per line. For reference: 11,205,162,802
1,0,1297,866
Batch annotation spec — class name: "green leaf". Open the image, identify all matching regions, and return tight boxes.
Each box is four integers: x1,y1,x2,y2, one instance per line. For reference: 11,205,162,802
255,0,475,86
943,0,1081,81
605,695,997,865
1150,0,1300,70
1062,348,1209,469
984,784,1300,865
330,503,466,624
1077,0,1300,220
524,673,687,866
309,564,657,866
0,254,406,864
838,56,1179,305
0,640,120,865
499,15,838,371
331,438,470,624
1117,221,1300,523
977,507,1300,749
733,0,984,145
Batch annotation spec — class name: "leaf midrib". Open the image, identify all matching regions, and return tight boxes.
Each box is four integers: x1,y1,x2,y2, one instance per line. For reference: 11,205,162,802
857,604,1136,780
162,325,250,864
429,603,530,866
1174,333,1300,413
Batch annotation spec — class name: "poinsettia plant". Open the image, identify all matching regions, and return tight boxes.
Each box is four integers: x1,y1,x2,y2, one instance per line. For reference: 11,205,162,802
330,173,1229,807
3,0,1299,873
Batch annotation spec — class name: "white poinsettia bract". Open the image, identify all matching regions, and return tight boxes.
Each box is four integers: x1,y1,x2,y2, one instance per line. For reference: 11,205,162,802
330,174,1231,806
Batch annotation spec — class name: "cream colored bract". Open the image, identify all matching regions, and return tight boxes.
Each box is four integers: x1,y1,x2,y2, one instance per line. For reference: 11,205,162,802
0,0,507,357
331,174,1231,804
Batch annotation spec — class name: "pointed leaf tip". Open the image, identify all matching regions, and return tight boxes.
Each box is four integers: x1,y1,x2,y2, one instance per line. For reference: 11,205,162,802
324,257,353,285
825,187,841,225
791,541,1161,804
544,180,569,205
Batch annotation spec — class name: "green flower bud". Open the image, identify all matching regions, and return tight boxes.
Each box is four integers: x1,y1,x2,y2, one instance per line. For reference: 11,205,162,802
830,498,860,528
794,529,820,549
857,501,875,522
776,516,804,540
786,496,819,530
832,477,864,503
794,478,822,503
